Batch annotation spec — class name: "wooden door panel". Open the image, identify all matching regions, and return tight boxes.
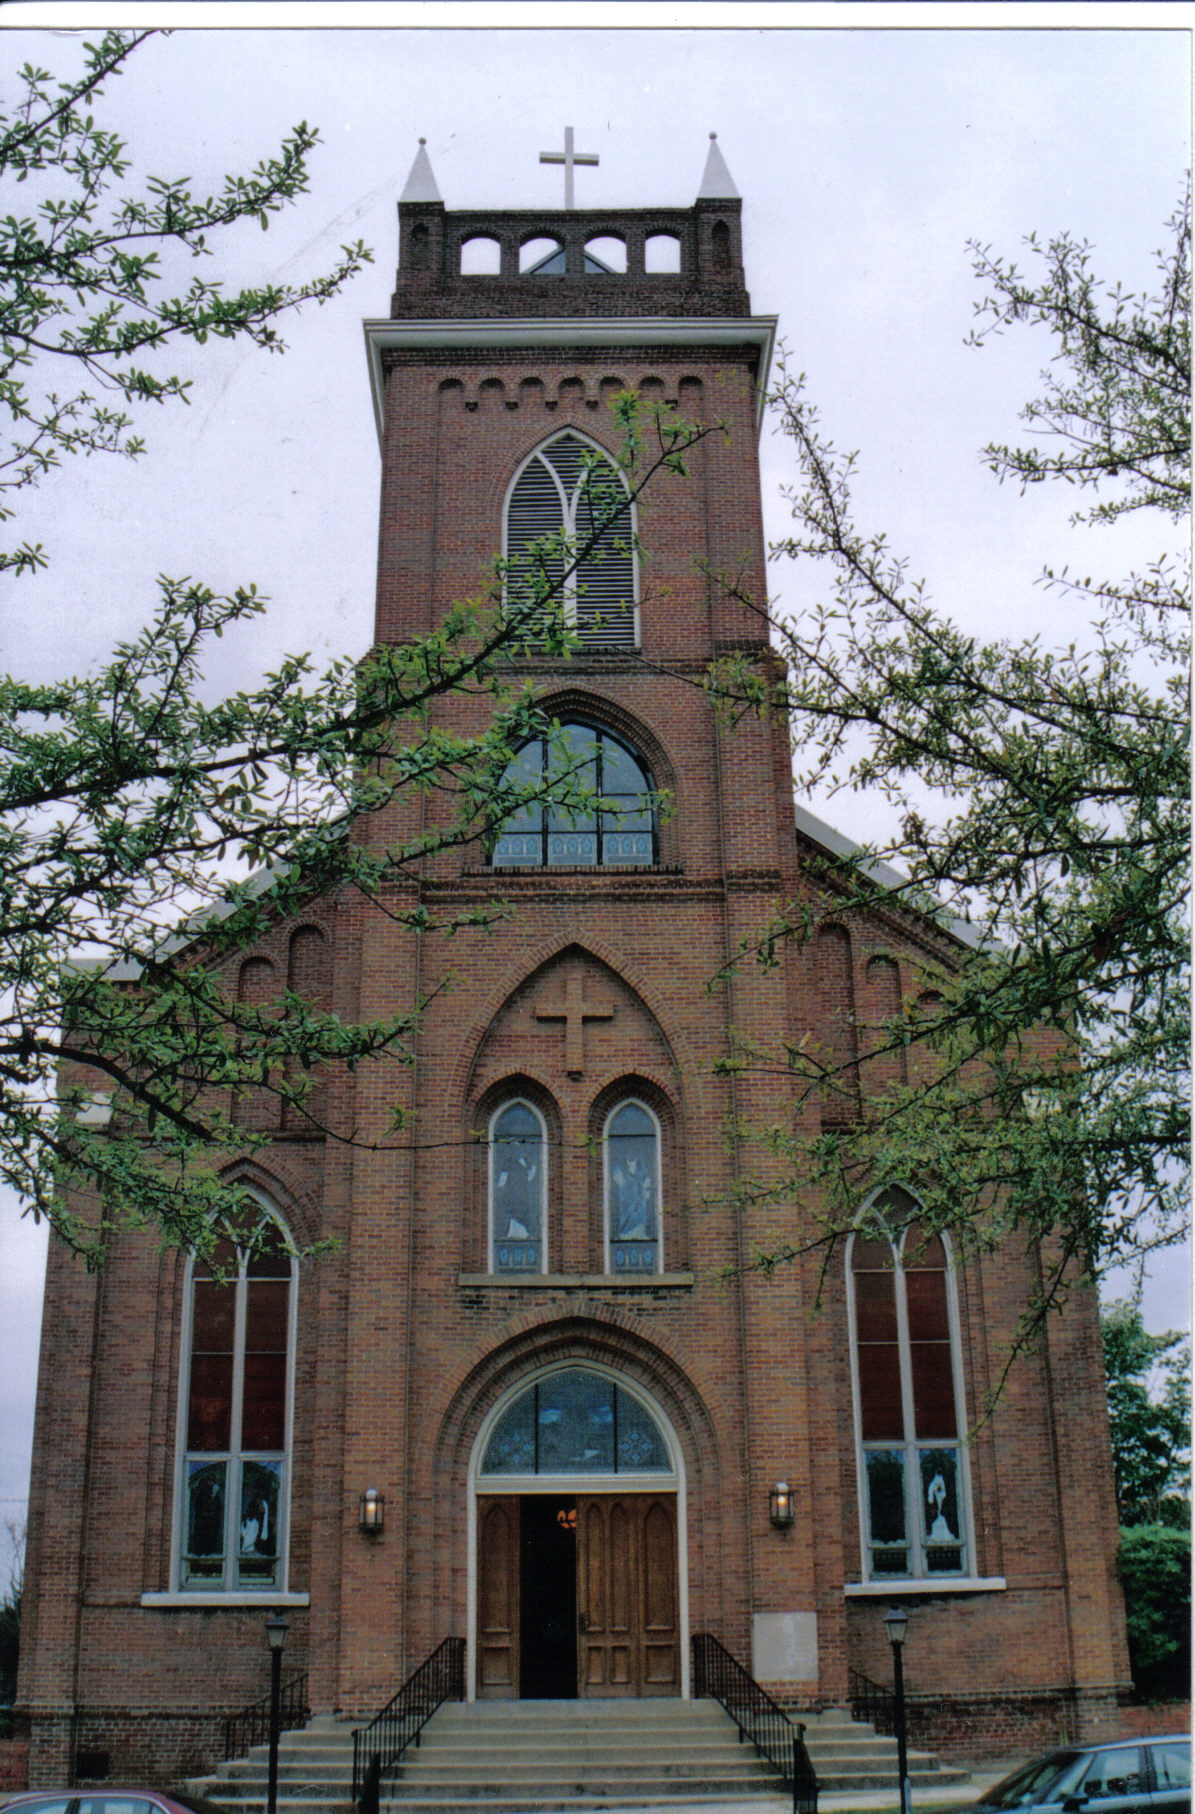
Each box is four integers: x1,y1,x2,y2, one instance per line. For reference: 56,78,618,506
642,1499,678,1688
477,1496,519,1698
577,1493,678,1697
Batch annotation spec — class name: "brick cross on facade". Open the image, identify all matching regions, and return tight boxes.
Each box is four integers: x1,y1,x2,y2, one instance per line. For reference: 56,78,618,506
539,127,599,210
535,969,615,1077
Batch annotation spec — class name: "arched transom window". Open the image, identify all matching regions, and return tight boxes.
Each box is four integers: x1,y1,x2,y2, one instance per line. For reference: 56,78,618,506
605,1100,661,1275
490,1100,547,1274
848,1187,970,1580
178,1208,296,1591
491,721,657,869
480,1369,671,1477
505,433,637,649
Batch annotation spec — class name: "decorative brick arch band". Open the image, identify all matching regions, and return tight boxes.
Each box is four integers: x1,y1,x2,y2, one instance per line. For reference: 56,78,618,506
413,1308,733,1694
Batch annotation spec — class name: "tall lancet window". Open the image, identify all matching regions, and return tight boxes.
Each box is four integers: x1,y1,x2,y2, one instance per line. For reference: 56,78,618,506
848,1187,970,1580
178,1208,296,1591
490,1100,547,1273
505,432,638,648
605,1100,662,1275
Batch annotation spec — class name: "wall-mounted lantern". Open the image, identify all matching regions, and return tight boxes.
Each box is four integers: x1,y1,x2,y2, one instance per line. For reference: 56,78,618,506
769,1481,795,1530
359,1488,385,1534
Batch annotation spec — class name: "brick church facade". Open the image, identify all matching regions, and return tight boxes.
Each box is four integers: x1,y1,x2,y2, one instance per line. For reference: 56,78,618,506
17,138,1130,1786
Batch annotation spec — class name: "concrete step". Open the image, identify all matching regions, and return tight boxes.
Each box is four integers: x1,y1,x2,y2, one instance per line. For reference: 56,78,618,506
187,1695,970,1811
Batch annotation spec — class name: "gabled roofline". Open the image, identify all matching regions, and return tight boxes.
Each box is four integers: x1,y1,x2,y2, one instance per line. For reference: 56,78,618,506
362,315,778,440
794,802,986,954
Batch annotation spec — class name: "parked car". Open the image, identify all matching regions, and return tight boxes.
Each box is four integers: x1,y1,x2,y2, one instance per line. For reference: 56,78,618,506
1,1796,232,1814
970,1737,1191,1814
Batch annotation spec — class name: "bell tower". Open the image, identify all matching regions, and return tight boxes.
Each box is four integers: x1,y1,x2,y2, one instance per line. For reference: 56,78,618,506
336,135,813,1705
363,132,777,656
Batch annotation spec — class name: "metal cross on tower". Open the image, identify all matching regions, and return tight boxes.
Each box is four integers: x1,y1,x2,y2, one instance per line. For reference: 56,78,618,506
539,127,599,209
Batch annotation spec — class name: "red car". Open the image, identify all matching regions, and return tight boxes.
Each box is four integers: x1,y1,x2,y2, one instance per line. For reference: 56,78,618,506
2,1795,233,1814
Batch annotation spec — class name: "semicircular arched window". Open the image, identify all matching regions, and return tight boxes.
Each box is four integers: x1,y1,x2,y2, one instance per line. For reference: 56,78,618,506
480,1369,671,1477
848,1186,971,1582
491,720,657,869
177,1206,296,1591
505,432,637,649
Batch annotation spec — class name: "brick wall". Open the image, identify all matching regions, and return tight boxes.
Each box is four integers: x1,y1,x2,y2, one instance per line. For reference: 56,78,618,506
15,180,1131,1787
0,1741,28,1791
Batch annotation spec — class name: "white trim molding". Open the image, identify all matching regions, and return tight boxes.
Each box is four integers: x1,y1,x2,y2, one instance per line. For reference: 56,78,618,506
363,315,779,438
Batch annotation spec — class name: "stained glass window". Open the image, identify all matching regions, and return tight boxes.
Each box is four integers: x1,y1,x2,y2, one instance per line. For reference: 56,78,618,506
850,1192,968,1580
179,1209,295,1590
491,722,657,869
480,1369,670,1476
490,1101,546,1273
605,1101,661,1274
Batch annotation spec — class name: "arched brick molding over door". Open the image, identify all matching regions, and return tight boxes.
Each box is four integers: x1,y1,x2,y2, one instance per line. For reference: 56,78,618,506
421,1312,732,1697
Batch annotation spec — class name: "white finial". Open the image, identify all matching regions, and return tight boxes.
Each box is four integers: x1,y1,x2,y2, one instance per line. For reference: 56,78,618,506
698,132,739,200
540,126,599,209
401,138,442,204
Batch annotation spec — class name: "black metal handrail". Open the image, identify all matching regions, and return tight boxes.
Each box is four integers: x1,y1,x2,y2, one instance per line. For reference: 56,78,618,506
848,1666,896,1737
352,1636,466,1813
692,1632,818,1814
224,1672,310,1760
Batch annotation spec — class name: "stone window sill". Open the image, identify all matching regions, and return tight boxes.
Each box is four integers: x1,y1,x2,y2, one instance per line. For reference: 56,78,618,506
843,1578,1006,1597
458,1272,694,1289
463,865,682,879
141,1591,310,1608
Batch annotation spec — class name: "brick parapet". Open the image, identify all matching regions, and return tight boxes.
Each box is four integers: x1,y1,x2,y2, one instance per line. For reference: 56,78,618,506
392,199,747,316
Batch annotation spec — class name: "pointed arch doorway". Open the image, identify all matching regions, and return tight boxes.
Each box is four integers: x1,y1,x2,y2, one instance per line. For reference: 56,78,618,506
469,1366,685,1700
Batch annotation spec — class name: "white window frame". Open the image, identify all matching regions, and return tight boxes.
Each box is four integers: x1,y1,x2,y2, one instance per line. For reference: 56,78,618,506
603,1098,663,1276
169,1192,298,1596
489,1098,549,1275
845,1193,976,1584
502,430,641,648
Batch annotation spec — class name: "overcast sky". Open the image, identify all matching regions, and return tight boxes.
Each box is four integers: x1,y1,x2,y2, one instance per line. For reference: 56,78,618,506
0,5,1189,1527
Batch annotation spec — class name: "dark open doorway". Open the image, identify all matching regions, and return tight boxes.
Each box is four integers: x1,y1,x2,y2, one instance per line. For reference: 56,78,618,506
519,1496,577,1698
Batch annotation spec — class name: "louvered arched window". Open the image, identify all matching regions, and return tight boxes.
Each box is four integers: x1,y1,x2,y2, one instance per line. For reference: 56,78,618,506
505,433,638,649
177,1205,296,1591
848,1187,971,1581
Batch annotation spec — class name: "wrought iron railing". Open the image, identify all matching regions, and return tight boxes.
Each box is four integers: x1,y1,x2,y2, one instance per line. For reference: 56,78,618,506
224,1672,310,1760
692,1632,818,1814
848,1666,896,1736
352,1636,466,1814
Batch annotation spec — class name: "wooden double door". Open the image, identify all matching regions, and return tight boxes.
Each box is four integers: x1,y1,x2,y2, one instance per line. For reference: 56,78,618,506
477,1493,679,1699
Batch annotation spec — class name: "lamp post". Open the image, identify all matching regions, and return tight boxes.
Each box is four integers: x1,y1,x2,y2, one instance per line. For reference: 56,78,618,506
265,1610,290,1814
883,1605,911,1814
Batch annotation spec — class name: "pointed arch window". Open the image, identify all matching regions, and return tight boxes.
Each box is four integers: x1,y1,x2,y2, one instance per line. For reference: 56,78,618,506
605,1100,661,1275
491,721,657,869
490,1100,547,1274
177,1207,296,1591
848,1188,970,1580
505,432,638,649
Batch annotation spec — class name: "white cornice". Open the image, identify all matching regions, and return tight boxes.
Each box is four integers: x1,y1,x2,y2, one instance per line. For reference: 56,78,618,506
362,315,778,440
